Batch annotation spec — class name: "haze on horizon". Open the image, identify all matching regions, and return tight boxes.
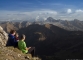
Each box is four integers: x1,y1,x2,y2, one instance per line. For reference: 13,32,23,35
0,0,83,21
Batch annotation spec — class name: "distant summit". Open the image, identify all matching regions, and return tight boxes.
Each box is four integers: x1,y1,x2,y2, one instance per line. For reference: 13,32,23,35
0,17,83,32
46,17,59,22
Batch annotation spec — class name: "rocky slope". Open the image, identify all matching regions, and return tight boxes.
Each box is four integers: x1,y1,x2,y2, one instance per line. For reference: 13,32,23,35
45,17,83,31
0,26,41,60
0,21,32,33
17,24,83,60
1,18,83,60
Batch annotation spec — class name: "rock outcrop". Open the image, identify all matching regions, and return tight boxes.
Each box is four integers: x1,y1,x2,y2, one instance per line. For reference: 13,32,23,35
0,26,8,46
0,26,41,60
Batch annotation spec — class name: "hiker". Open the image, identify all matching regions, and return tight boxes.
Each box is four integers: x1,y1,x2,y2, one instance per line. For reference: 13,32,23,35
6,30,18,47
15,33,19,41
14,33,19,47
18,34,35,57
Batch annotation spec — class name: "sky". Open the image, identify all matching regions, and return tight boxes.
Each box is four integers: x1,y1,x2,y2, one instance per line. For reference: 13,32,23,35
0,0,83,21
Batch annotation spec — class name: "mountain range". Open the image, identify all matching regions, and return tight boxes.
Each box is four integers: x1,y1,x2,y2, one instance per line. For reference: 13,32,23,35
17,24,83,60
0,17,83,60
0,17,83,33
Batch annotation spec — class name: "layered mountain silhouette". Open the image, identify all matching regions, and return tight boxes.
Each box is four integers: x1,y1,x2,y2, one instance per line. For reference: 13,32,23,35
17,24,83,60
45,17,83,31
0,21,31,32
0,17,83,60
1,17,83,33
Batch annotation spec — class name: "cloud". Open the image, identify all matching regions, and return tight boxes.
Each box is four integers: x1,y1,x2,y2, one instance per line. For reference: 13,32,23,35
0,10,57,21
34,0,63,6
35,16,39,21
41,3,62,6
1,9,83,21
75,9,83,12
67,9,72,14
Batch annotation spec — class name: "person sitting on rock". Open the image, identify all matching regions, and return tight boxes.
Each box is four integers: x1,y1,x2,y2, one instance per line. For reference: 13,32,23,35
18,34,35,56
6,30,18,47
15,33,19,41
14,33,19,47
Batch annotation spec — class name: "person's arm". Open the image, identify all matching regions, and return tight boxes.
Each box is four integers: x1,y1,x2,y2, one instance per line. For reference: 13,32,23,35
23,42,28,50
26,47,31,50
10,36,16,45
23,42,31,50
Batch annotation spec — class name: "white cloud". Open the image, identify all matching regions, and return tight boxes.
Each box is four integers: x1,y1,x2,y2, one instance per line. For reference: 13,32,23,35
67,9,72,14
41,3,62,6
0,10,57,21
75,9,83,12
1,9,83,21
35,16,39,21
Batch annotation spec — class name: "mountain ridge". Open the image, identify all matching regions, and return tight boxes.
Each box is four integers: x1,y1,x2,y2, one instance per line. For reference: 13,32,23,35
1,17,83,32
16,24,83,60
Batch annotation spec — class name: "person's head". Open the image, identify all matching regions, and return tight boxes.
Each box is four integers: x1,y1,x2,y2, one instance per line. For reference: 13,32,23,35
20,34,26,40
10,30,16,35
15,33,19,37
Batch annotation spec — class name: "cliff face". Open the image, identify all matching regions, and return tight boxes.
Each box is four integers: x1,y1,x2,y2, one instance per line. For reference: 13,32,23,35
0,26,41,60
0,26,8,46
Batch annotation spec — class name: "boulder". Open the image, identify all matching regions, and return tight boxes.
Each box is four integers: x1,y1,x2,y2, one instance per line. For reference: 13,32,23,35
0,26,8,46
